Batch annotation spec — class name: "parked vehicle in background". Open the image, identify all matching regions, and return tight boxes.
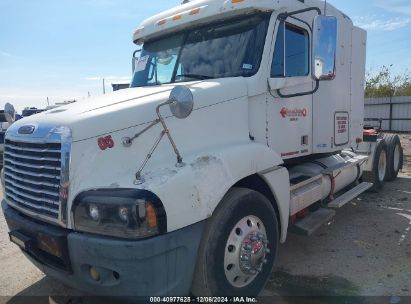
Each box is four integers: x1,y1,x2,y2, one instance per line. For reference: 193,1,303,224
1,0,404,298
0,111,9,165
112,82,130,91
21,107,47,118
0,103,18,168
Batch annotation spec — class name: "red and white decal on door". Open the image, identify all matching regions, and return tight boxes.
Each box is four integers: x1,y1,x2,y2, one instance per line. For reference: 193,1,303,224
280,107,307,121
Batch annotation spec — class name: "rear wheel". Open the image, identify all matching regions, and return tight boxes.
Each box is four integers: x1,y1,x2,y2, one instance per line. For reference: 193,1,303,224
363,140,388,192
383,134,403,181
191,188,279,296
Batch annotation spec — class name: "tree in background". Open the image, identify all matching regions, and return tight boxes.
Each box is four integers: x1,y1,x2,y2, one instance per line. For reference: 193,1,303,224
365,65,411,98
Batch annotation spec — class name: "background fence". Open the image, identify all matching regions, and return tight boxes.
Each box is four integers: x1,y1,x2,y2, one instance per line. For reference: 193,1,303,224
364,96,411,132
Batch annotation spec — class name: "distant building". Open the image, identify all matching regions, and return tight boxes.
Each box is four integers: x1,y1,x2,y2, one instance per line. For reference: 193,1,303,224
22,100,76,117
22,107,46,117
49,100,76,109
112,82,130,91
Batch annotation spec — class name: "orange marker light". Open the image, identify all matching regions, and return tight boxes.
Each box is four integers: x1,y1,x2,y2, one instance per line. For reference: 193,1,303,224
231,0,245,3
145,202,158,228
134,26,144,35
157,19,167,26
189,8,201,15
173,14,183,20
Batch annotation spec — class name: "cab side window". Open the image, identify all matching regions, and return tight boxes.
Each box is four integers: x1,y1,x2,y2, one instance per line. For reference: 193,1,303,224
271,22,310,77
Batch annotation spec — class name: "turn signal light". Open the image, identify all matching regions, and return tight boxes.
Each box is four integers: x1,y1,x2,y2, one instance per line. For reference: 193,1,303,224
146,202,158,228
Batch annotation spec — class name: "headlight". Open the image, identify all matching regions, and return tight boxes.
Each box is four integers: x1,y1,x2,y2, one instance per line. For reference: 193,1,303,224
72,189,166,239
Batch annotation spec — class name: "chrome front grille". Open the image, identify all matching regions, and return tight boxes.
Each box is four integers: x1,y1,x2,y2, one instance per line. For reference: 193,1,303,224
4,139,62,219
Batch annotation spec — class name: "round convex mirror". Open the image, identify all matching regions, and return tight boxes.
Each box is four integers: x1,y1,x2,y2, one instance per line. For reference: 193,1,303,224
169,86,194,119
4,102,16,124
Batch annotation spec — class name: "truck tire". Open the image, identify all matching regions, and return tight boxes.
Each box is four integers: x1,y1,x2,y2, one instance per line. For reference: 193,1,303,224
383,134,403,181
362,140,388,192
191,188,279,296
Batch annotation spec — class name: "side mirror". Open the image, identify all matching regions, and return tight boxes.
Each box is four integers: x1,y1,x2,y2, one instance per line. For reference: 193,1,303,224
312,16,338,81
169,86,194,119
4,102,16,125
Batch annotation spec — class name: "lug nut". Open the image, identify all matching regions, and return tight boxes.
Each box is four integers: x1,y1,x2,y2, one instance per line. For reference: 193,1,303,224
263,259,268,264
265,248,271,254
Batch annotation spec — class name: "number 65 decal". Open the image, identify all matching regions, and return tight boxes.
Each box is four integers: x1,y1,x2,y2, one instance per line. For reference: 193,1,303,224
98,135,114,150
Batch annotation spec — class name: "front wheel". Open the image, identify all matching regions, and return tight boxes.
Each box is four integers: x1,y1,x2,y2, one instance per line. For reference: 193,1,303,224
191,188,279,296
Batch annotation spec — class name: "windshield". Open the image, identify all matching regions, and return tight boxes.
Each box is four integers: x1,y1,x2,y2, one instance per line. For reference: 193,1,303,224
130,13,270,88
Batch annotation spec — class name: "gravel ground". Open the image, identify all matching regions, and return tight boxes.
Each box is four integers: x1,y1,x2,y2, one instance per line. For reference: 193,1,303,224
0,135,410,302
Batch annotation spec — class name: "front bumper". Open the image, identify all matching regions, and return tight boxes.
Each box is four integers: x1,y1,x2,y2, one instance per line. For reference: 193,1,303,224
2,200,204,297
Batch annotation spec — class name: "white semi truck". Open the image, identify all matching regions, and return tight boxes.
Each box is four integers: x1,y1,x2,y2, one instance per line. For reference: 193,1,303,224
2,0,403,297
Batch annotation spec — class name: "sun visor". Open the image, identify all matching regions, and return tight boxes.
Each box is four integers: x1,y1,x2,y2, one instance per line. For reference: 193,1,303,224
133,0,274,44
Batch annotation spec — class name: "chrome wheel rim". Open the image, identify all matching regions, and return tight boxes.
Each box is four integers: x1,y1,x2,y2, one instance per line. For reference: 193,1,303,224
224,215,269,288
378,150,387,182
393,144,401,172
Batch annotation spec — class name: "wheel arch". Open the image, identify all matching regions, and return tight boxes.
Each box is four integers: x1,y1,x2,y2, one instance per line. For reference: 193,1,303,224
230,168,290,243
232,174,282,238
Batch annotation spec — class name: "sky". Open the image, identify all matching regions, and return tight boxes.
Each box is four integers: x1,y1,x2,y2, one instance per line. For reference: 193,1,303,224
0,0,410,112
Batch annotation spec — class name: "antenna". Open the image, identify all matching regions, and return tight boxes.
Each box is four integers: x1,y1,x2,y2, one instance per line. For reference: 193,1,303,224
102,78,106,95
324,0,327,15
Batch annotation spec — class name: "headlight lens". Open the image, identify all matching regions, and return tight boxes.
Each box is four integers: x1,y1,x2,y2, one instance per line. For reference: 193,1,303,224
73,189,166,239
118,206,129,222
89,204,101,222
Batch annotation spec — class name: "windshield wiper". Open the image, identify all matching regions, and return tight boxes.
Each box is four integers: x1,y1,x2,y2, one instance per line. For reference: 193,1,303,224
176,74,213,80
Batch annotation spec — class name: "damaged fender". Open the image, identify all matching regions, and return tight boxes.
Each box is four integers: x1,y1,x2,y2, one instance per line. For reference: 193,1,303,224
143,142,290,242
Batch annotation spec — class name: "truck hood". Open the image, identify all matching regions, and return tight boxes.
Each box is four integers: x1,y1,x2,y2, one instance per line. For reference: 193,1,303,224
9,78,248,142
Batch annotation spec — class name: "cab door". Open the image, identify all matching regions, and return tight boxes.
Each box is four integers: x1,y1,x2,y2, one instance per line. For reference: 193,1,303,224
267,19,314,159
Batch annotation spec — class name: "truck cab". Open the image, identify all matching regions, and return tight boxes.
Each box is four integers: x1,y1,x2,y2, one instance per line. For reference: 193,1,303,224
1,0,403,297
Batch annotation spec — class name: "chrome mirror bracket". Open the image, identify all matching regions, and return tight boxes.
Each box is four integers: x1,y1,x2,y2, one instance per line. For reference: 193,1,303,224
132,86,193,184
122,119,160,147
133,100,187,185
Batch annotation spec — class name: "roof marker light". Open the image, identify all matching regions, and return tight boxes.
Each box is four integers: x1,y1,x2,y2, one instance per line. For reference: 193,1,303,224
189,8,201,15
173,14,183,20
134,26,144,36
231,0,245,3
157,19,167,26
